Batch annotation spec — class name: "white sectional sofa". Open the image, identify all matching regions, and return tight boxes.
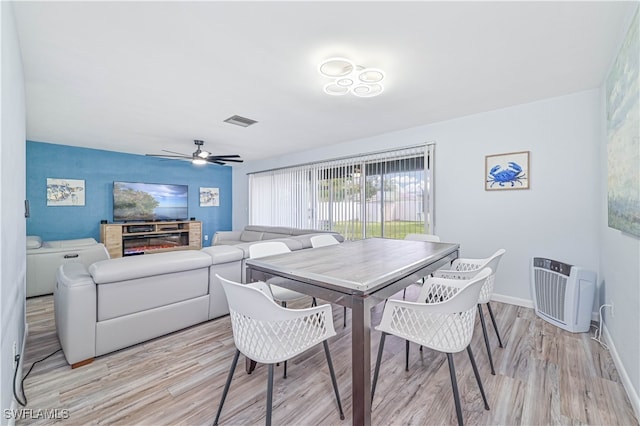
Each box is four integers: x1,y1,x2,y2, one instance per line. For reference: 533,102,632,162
26,236,110,297
54,231,341,368
213,225,343,246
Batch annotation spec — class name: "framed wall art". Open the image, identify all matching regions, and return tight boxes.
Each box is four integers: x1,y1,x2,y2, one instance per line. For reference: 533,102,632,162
606,9,639,237
200,187,219,207
46,178,85,206
485,151,529,190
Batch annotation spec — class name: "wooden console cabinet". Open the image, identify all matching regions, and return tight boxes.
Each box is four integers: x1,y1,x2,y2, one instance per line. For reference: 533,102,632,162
100,221,202,258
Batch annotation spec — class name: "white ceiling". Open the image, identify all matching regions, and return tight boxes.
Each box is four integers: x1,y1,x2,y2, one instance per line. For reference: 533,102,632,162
12,1,636,162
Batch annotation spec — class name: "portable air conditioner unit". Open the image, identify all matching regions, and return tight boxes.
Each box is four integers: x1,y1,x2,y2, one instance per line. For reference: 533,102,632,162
530,257,596,333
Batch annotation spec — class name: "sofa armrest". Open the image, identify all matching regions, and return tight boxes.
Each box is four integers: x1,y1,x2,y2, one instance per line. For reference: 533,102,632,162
54,263,97,366
213,230,243,245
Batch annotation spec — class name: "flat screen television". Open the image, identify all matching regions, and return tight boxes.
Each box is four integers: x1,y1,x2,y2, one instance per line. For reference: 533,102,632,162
113,181,188,222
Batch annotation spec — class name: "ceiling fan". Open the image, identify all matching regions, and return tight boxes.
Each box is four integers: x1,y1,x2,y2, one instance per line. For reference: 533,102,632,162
146,140,243,165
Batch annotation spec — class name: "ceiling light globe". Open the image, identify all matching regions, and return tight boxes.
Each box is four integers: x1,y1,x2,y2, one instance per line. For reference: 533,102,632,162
323,82,350,96
192,158,207,165
358,68,385,83
352,83,384,97
318,57,355,78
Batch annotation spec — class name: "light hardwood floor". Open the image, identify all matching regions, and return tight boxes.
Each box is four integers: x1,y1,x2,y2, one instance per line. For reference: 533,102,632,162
18,289,638,425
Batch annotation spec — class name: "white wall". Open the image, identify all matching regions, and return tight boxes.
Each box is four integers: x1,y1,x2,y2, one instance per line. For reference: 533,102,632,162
1,0,27,418
234,89,601,304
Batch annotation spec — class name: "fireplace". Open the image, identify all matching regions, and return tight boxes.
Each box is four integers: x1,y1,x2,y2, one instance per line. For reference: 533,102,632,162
122,233,189,256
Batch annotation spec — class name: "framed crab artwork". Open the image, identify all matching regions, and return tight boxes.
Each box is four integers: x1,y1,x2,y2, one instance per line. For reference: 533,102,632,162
485,151,529,190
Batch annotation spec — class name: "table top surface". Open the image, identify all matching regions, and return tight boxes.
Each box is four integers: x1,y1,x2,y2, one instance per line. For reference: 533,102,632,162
246,237,459,293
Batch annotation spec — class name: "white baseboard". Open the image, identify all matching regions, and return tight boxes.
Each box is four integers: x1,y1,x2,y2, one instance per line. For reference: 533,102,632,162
492,293,604,322
603,324,640,422
491,293,534,308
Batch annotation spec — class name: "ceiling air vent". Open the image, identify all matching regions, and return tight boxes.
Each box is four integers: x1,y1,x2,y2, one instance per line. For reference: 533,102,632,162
223,115,258,128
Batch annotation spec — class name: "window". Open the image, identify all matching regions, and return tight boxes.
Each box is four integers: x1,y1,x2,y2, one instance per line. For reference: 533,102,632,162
249,144,435,240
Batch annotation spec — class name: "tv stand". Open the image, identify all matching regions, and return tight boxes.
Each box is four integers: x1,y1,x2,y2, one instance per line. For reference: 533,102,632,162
100,220,202,258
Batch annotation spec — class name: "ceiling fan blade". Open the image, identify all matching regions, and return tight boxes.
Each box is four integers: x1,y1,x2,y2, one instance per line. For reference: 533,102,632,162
207,154,241,159
211,160,226,165
209,158,243,163
146,154,191,159
161,149,190,156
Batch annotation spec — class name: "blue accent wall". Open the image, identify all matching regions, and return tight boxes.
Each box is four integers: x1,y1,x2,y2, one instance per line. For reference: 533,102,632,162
26,141,232,246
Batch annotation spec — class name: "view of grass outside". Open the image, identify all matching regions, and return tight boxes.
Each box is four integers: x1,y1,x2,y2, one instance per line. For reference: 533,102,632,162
333,220,426,240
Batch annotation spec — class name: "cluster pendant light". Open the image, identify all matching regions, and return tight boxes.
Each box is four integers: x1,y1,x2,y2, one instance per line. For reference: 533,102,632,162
318,57,384,97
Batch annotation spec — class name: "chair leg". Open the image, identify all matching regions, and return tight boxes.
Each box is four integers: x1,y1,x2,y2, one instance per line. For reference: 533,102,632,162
343,306,347,328
477,304,496,375
486,302,504,348
283,360,287,379
214,349,240,426
311,297,317,307
405,340,410,371
446,353,464,426
466,346,490,410
371,332,387,403
402,287,407,299
322,341,346,420
266,364,274,426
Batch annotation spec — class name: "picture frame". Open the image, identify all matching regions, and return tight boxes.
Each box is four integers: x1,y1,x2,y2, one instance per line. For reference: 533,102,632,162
485,151,530,190
46,178,85,206
199,187,220,206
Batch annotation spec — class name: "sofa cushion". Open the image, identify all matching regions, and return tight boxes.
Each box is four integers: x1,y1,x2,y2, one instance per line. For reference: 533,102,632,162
89,250,212,284
240,230,264,242
97,268,209,321
26,235,42,249
262,232,291,240
245,225,291,234
201,245,244,264
45,238,98,249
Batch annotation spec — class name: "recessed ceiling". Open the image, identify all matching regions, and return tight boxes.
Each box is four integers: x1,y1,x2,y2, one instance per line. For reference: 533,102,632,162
12,1,636,162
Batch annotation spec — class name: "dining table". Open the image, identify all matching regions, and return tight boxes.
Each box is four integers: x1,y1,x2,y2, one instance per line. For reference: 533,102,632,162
245,237,460,426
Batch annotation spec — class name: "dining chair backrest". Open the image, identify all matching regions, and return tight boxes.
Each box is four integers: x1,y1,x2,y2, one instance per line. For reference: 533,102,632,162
248,241,291,259
217,274,336,364
310,234,339,248
450,249,505,304
378,268,491,353
404,233,441,243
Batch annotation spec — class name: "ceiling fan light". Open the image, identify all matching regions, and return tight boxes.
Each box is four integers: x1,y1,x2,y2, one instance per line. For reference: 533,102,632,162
358,68,385,83
197,150,210,158
323,82,349,96
318,57,355,78
192,158,207,165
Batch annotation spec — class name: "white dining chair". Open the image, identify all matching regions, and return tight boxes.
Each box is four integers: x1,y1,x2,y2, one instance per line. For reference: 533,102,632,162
248,241,311,307
371,268,492,426
213,275,345,426
309,234,348,327
402,233,442,299
433,248,506,375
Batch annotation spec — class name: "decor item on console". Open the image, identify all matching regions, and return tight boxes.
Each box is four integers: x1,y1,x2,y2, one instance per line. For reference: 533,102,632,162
26,236,109,297
212,225,343,246
55,231,344,368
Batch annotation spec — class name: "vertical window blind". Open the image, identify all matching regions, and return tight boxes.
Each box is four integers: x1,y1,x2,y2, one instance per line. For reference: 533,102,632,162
249,144,435,240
